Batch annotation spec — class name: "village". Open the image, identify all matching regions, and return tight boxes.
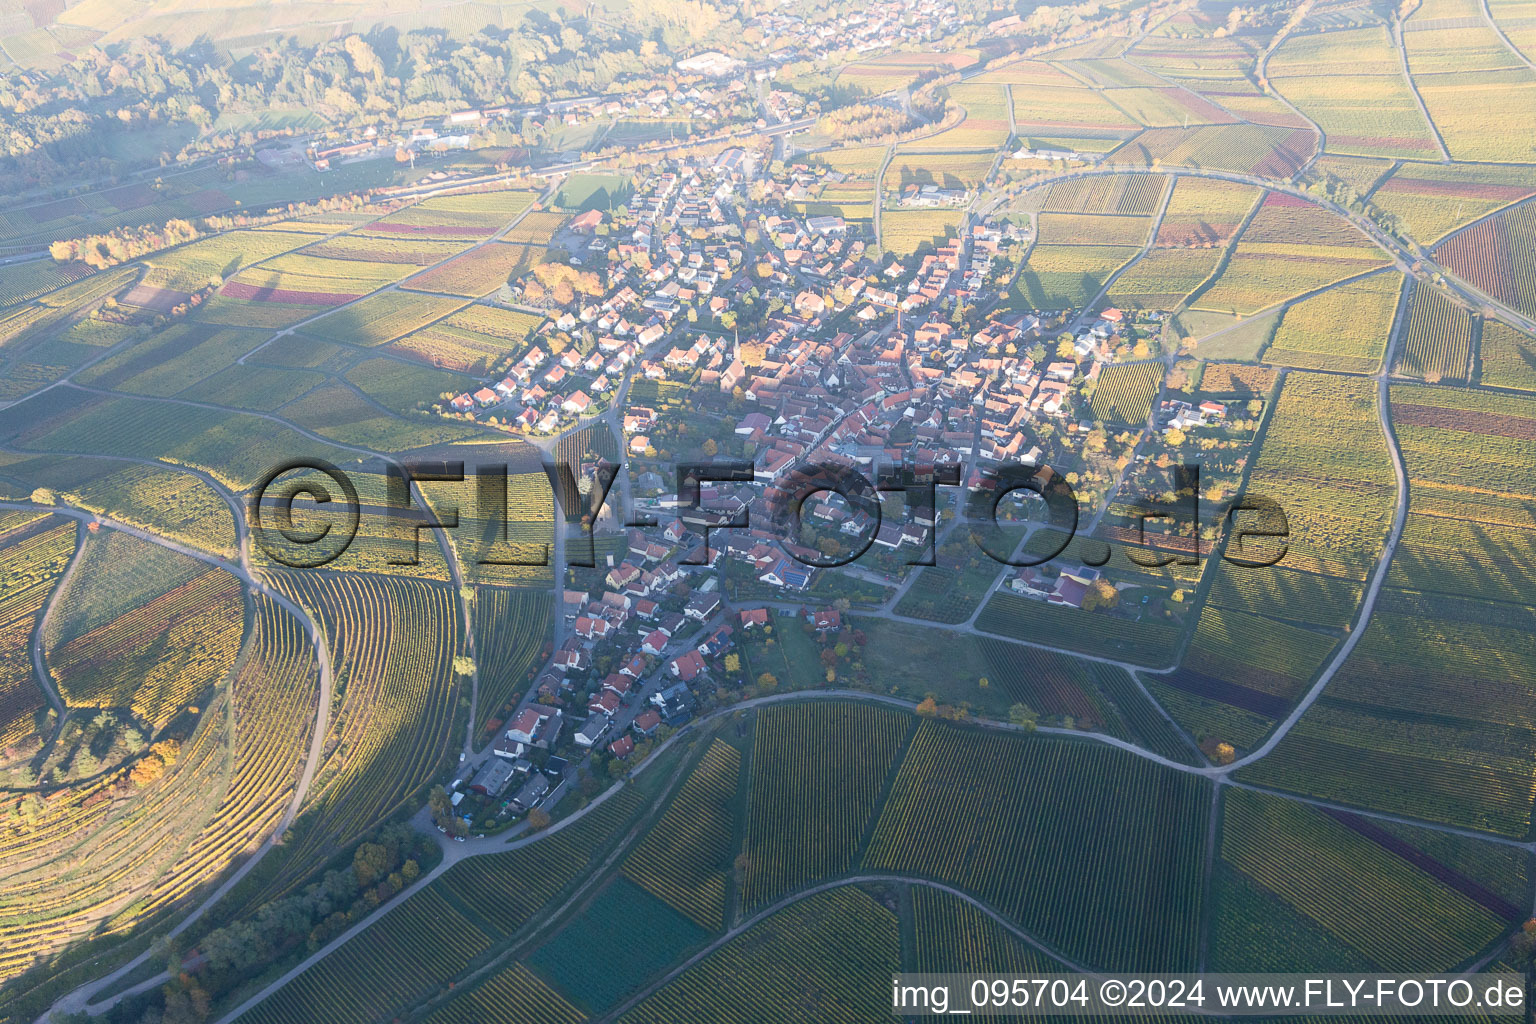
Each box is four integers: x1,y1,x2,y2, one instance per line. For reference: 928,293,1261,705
426,147,1254,839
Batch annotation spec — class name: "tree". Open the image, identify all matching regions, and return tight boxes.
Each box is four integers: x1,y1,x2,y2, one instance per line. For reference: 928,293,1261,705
756,672,777,690
1082,579,1120,612
526,807,551,830
1165,427,1186,446
452,655,475,676
723,653,741,674
352,842,388,888
1055,337,1076,359
1211,742,1236,766
701,438,718,456
916,697,938,716
1008,703,1038,730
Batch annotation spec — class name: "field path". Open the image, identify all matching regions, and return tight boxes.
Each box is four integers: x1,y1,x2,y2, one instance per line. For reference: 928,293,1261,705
1479,0,1536,71
1392,11,1453,163
1223,298,1411,774
26,518,82,722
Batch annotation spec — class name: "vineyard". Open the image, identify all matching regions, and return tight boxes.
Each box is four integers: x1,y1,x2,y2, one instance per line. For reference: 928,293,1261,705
616,886,898,1024
472,586,551,739
1438,204,1536,318
620,739,741,930
1104,247,1223,310
0,683,230,986
1040,174,1164,215
738,702,908,910
1396,282,1473,382
880,208,964,256
1267,27,1440,159
140,230,319,292
1002,60,1141,150
421,963,583,1024
1238,384,1536,835
975,636,1116,728
1213,788,1519,970
1194,211,1388,316
1265,272,1401,372
134,594,319,919
402,242,543,297
1155,178,1262,246
1371,162,1536,243
255,571,460,898
1478,320,1536,391
48,564,244,729
526,878,709,1013
1109,124,1316,178
0,517,74,749
1038,211,1154,247
301,290,470,347
75,322,263,397
1089,361,1163,423
862,721,1210,970
8,389,357,492
1013,244,1139,310
912,886,1058,973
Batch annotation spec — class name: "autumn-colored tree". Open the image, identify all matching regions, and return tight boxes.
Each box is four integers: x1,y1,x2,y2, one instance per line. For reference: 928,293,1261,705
527,807,552,830
916,697,938,716
1082,578,1120,612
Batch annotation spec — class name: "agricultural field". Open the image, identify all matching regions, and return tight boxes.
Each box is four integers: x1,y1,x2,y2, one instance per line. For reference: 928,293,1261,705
1437,204,1536,319
1089,361,1164,422
1212,788,1523,971
0,517,75,751
1268,27,1440,159
1192,194,1389,315
554,173,631,212
1396,282,1474,382
1371,162,1536,243
1013,244,1139,310
1104,247,1223,309
863,721,1210,970
1264,271,1403,373
976,588,1182,665
880,208,964,255
616,886,898,1024
300,290,470,347
1478,320,1536,390
401,242,542,297
738,702,908,910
